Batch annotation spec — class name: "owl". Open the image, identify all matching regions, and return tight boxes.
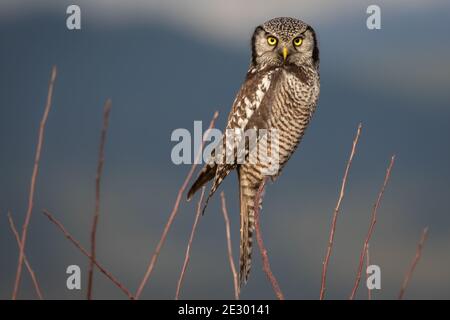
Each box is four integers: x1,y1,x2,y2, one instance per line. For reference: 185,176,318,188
187,17,320,289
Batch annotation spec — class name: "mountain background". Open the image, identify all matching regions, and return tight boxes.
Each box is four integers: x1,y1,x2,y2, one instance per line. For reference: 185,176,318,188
1,0,449,299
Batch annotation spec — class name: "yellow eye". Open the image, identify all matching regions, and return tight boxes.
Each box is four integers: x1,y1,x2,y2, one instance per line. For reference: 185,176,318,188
293,37,303,47
267,36,278,46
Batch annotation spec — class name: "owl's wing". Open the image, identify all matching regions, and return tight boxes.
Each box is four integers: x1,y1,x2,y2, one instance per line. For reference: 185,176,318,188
197,67,282,213
226,68,280,130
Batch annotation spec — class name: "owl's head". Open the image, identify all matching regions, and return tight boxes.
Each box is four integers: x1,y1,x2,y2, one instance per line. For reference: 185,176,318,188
251,17,319,70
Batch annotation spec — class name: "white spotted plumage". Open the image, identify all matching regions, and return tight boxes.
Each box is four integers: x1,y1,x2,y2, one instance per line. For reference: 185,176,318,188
187,17,320,289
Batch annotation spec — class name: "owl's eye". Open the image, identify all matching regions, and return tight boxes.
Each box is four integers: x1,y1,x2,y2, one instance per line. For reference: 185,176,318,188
267,36,278,46
293,37,303,47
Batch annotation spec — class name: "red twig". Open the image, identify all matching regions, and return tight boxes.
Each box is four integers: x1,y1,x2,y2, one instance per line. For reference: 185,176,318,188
398,227,429,299
42,209,134,299
135,111,219,299
220,192,240,300
349,155,395,300
87,99,112,300
7,212,43,300
175,187,206,299
366,243,371,300
320,123,362,300
12,66,57,299
254,179,284,300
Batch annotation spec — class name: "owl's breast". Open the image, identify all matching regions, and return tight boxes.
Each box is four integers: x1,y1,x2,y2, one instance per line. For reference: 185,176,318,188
283,65,320,110
270,66,319,123
264,66,319,171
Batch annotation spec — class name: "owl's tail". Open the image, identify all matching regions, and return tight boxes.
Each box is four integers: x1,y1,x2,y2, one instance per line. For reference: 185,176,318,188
238,171,264,288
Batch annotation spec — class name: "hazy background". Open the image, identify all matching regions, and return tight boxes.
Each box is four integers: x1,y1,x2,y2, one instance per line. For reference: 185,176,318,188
1,0,449,299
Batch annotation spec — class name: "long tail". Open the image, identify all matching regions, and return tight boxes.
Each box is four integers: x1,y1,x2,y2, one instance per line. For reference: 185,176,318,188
238,169,264,287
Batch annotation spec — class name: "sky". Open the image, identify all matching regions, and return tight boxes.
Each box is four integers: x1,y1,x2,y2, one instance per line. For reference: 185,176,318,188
0,1,450,300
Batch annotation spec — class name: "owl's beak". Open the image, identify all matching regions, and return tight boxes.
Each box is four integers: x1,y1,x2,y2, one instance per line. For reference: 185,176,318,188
282,47,289,61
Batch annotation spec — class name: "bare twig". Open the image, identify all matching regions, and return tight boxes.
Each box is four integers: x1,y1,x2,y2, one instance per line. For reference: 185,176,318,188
320,123,362,300
13,66,57,299
398,227,429,300
175,187,206,299
366,243,371,300
87,99,112,300
42,209,134,299
349,155,395,300
220,192,240,300
135,111,219,299
254,179,284,300
7,212,43,300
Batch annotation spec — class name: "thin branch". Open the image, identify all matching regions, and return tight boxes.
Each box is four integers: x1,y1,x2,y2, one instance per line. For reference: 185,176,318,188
135,111,219,299
349,155,395,300
254,179,284,300
42,209,134,299
7,212,43,300
220,192,240,300
398,227,429,300
366,243,371,300
175,187,206,299
87,99,112,300
13,65,57,300
320,123,362,300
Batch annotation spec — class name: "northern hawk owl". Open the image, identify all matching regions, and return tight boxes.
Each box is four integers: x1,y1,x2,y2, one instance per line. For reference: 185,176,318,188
187,17,320,288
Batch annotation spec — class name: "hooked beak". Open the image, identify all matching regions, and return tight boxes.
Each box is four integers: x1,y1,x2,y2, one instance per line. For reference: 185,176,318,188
282,47,288,62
